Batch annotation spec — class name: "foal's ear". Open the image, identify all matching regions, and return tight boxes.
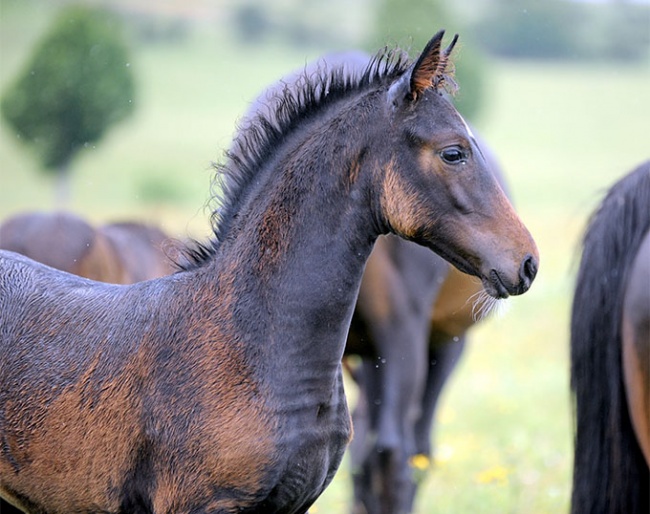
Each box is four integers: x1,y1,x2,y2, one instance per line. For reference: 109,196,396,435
387,30,458,109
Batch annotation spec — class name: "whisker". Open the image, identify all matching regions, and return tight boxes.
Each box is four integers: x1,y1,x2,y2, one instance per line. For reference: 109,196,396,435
468,289,511,321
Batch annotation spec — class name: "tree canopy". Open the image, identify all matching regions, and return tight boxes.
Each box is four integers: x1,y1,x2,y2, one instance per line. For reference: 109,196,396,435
1,4,135,173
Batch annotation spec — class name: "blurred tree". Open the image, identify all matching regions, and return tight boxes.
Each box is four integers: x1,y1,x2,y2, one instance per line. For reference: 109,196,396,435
369,0,488,122
599,1,650,61
473,0,649,62
231,0,367,49
233,2,273,45
474,0,583,60
1,4,135,206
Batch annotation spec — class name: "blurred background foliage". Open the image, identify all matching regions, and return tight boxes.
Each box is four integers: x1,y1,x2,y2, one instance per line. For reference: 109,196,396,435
3,0,647,196
1,3,134,203
474,0,650,61
0,0,648,512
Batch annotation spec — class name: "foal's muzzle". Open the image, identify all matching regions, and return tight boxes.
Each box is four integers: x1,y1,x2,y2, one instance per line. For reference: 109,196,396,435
488,253,539,299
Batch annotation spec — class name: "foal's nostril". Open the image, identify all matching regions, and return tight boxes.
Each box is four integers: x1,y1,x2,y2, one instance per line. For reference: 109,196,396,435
519,254,538,289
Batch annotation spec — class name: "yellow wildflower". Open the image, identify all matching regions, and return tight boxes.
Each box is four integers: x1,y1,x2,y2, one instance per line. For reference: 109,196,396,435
476,465,510,486
409,453,431,471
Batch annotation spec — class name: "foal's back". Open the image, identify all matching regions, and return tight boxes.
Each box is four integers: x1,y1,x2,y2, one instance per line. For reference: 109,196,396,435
0,250,158,390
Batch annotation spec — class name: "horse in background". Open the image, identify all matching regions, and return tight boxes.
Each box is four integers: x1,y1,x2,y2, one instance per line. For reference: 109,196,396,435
570,160,650,514
0,211,176,284
0,31,538,512
239,49,518,513
99,221,176,283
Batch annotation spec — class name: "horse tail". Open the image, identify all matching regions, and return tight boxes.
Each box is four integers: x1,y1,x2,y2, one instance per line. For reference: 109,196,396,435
570,161,650,514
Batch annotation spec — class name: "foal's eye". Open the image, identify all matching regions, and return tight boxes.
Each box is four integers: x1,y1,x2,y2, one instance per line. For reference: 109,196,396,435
439,146,466,165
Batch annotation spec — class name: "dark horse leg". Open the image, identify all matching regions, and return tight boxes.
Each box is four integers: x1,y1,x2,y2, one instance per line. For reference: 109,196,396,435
347,237,451,514
349,359,380,514
347,272,433,514
406,334,466,511
349,324,430,514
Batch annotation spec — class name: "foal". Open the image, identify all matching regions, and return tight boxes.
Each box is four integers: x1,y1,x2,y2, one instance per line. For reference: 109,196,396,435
237,49,518,513
0,31,537,513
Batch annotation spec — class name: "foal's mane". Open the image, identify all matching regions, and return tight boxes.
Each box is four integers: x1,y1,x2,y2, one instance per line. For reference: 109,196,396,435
177,46,411,270
178,39,461,270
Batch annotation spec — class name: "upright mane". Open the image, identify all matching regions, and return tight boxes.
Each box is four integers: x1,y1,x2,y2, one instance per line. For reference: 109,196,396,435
178,46,423,270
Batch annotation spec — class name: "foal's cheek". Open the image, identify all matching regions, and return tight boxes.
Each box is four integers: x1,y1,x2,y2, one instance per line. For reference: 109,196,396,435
380,162,427,238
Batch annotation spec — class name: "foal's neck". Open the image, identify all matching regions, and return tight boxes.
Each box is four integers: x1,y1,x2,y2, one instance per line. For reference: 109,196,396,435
214,96,380,368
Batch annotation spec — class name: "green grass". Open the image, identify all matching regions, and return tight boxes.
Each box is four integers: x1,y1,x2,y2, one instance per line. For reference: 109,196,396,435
1,2,649,513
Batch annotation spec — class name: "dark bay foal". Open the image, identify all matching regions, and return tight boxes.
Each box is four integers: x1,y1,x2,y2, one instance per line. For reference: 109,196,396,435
0,31,537,513
239,47,521,514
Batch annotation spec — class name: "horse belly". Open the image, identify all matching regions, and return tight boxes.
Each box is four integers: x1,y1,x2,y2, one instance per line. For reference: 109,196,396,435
430,265,483,339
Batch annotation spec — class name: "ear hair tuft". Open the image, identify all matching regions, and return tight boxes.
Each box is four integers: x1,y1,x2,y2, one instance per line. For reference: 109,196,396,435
409,30,445,99
411,31,459,99
386,30,460,110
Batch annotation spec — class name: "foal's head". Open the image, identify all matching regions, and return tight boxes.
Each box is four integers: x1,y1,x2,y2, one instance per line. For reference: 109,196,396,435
375,31,538,298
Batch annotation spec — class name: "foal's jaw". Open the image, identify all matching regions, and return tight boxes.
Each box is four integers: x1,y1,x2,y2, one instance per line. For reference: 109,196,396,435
425,221,539,300
428,247,538,300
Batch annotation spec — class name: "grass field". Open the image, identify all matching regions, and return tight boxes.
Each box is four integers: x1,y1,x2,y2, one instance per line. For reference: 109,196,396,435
1,2,649,513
